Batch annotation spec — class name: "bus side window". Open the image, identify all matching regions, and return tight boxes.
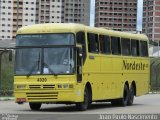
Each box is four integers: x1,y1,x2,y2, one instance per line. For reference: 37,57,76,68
121,38,131,56
87,33,99,53
111,36,121,55
140,41,148,57
76,32,85,44
131,39,140,56
99,35,111,54
76,31,87,63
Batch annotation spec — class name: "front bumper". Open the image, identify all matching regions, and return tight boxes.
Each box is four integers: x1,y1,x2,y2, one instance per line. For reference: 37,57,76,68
14,89,83,103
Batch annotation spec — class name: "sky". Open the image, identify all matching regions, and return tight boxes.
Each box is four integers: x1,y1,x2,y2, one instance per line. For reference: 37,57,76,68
90,0,143,31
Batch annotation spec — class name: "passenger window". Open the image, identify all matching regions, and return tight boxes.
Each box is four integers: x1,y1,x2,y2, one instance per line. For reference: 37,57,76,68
140,41,148,57
99,35,111,54
121,38,131,56
111,37,121,55
131,40,140,56
76,32,85,44
87,33,99,53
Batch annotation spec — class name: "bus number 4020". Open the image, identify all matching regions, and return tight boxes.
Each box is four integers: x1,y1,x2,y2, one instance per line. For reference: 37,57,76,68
37,78,47,82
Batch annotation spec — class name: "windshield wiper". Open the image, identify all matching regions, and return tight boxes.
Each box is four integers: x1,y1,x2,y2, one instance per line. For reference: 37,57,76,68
43,62,57,76
27,53,40,78
26,61,39,78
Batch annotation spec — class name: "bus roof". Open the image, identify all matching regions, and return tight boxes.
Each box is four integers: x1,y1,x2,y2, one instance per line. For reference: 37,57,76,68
17,23,148,41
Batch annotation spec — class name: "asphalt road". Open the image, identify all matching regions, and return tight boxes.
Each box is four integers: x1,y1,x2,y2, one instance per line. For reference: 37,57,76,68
0,94,160,120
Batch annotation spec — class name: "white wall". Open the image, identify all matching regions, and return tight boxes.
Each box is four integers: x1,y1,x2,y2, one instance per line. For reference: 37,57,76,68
50,0,62,23
0,0,13,40
23,0,37,26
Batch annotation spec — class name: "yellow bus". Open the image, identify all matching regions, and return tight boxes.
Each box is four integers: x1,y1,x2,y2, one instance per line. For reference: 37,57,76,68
14,23,150,111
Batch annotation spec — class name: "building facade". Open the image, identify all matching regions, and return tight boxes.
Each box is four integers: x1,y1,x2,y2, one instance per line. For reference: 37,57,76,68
0,0,13,40
95,0,137,31
63,0,90,25
0,0,90,40
143,0,160,41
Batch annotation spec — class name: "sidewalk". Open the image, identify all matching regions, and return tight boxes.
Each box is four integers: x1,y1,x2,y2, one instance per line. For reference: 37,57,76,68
0,97,14,101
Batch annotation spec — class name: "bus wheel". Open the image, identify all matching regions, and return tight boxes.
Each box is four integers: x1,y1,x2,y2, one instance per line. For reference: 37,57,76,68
119,84,129,106
76,87,89,111
127,84,135,106
29,103,41,110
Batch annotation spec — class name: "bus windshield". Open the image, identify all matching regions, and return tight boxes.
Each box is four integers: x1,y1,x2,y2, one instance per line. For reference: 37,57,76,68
15,34,75,76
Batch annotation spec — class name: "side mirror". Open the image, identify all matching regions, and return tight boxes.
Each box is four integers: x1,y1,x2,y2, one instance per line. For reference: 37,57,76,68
9,50,12,62
77,47,83,57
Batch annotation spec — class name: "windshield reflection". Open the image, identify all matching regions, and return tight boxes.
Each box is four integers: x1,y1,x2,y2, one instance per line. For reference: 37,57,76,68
15,33,75,76
43,48,74,74
15,47,75,75
16,48,41,75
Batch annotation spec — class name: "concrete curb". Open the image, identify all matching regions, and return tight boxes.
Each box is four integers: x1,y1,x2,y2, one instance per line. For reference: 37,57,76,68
149,92,160,94
0,97,14,101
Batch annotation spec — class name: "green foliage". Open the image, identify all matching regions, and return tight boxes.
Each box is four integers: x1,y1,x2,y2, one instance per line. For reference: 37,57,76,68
0,53,14,96
150,57,160,91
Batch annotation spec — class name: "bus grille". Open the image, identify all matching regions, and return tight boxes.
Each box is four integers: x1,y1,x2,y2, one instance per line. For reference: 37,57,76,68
26,92,58,101
29,85,55,89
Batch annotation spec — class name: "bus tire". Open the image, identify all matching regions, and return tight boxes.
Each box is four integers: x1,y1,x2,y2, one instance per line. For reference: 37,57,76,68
76,87,89,111
29,103,41,110
119,84,129,106
127,84,135,106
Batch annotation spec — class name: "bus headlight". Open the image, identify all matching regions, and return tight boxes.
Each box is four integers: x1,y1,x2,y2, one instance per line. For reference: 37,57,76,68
17,84,26,89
